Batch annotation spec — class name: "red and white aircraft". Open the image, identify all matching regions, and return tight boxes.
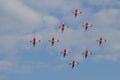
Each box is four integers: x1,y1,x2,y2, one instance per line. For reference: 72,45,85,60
59,22,69,33
69,60,79,69
72,8,82,18
49,36,59,46
96,36,106,46
61,48,71,57
82,20,92,31
30,36,40,47
82,49,92,59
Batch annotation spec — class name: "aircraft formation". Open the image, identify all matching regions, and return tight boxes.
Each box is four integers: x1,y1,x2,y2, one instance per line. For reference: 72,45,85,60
29,8,107,69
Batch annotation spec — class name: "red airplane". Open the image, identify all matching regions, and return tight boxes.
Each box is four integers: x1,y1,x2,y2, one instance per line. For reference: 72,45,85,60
30,36,40,47
82,20,92,31
59,22,69,33
69,60,79,69
82,49,92,59
61,48,71,57
72,8,82,18
96,36,106,46
49,36,59,46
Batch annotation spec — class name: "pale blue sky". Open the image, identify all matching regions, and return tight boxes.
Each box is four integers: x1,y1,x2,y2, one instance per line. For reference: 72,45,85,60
0,0,120,80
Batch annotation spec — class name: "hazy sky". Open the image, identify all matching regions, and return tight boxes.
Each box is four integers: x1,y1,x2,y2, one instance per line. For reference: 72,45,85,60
0,0,120,80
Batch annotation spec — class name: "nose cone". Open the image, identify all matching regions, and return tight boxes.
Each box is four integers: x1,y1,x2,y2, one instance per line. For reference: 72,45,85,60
33,36,36,40
75,8,78,10
100,36,102,39
86,20,88,23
